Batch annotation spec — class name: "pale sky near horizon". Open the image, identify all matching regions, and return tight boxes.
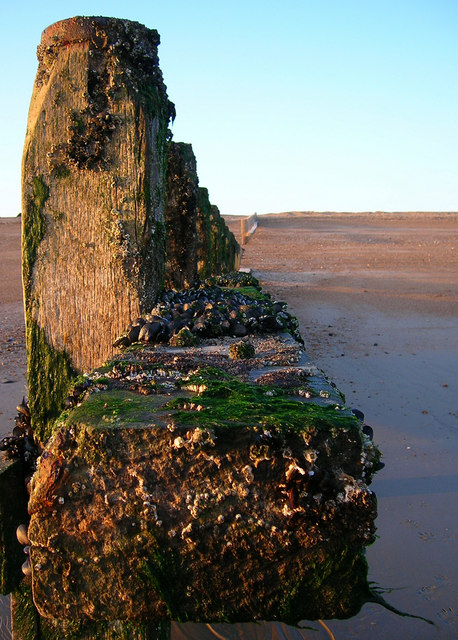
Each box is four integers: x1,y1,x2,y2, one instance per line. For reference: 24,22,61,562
0,0,457,217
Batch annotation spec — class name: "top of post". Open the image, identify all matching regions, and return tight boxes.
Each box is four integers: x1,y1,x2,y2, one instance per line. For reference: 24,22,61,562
40,16,160,51
35,16,170,100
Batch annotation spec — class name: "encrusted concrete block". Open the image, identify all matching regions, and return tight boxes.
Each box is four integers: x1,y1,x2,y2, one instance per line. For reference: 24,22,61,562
22,17,174,440
27,330,380,626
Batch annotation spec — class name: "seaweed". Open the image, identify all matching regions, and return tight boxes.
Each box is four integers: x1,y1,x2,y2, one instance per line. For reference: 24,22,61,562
169,367,359,436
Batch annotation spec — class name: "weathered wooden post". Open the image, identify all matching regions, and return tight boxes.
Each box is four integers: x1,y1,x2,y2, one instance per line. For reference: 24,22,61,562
241,212,258,245
164,142,241,288
196,187,241,278
22,16,174,441
164,142,199,289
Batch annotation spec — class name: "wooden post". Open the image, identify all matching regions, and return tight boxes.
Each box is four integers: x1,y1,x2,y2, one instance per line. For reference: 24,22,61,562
241,212,258,245
196,187,240,278
21,17,174,440
164,142,198,289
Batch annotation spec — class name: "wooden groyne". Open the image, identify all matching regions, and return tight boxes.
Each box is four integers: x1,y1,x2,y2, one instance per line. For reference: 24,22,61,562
0,16,392,640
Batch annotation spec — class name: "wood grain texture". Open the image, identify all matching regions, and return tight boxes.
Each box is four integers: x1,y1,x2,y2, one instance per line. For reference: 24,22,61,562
22,17,173,435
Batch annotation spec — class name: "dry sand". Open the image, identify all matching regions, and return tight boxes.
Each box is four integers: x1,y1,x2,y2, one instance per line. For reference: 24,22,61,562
0,213,456,639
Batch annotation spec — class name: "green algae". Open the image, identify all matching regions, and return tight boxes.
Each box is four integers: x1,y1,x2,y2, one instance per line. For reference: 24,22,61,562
228,340,255,360
169,327,197,347
143,548,186,621
229,285,269,301
270,545,395,625
51,164,71,179
21,175,77,442
196,189,239,278
66,389,166,428
205,272,262,290
22,175,48,298
11,581,170,640
26,319,76,443
169,368,359,436
11,582,40,640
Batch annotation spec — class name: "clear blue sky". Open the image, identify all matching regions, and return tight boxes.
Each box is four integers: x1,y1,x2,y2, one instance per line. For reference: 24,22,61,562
1,0,457,216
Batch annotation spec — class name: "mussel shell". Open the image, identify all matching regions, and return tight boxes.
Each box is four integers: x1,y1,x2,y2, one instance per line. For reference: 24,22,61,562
16,402,30,418
21,558,32,577
17,524,30,546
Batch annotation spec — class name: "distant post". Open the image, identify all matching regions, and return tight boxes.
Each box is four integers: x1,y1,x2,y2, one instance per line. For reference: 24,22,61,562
21,17,174,440
241,212,258,245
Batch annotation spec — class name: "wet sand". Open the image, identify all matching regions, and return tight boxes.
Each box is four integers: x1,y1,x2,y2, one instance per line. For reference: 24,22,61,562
226,211,458,639
1,213,457,638
0,219,26,441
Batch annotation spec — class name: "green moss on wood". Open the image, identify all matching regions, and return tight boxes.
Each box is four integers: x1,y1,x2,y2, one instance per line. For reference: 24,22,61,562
196,188,240,278
26,319,76,443
22,175,48,298
164,141,199,289
22,176,77,442
63,364,357,440
51,164,71,179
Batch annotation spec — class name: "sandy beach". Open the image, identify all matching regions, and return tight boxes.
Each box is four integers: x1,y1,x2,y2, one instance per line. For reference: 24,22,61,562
1,213,457,639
